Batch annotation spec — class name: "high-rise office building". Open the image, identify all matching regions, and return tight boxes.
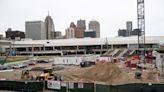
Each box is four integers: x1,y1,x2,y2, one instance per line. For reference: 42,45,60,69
126,21,132,36
89,20,100,38
55,31,63,39
5,28,25,40
118,29,127,37
70,22,76,29
0,34,3,40
65,28,75,39
25,21,46,40
132,29,141,36
75,20,86,38
45,14,55,39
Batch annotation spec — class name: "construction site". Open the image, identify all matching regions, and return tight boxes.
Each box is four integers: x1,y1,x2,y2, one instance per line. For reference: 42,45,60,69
0,0,164,92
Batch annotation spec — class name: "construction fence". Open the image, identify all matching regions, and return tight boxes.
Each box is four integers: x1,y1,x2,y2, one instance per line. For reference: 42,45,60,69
0,80,164,92
0,80,43,92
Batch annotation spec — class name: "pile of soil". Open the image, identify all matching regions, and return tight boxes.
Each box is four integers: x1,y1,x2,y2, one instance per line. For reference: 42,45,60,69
59,62,131,84
79,62,131,83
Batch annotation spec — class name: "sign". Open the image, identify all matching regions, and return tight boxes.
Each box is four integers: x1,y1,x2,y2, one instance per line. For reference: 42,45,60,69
68,82,74,89
47,80,61,90
78,82,84,88
61,81,67,87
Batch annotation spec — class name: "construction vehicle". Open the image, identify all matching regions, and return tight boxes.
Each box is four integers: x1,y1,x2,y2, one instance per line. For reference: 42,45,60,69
21,70,33,80
36,68,54,81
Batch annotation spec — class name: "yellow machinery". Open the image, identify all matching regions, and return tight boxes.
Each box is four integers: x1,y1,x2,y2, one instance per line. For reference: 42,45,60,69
21,70,33,80
36,68,54,81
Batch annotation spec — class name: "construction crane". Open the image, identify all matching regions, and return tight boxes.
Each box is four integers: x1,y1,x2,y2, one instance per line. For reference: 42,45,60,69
137,0,145,63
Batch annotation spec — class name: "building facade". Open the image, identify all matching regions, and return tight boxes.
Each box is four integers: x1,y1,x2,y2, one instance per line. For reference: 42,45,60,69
25,21,46,40
84,30,96,38
118,29,127,37
75,20,86,38
126,21,132,36
65,28,75,39
45,15,55,39
55,31,62,39
5,28,25,40
89,20,100,38
131,29,141,36
0,35,3,40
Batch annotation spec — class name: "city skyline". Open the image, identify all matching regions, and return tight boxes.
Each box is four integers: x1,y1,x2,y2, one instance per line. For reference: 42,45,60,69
0,0,164,37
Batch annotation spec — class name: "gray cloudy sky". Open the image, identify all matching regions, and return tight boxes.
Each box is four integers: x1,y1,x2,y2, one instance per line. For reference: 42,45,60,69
0,0,164,37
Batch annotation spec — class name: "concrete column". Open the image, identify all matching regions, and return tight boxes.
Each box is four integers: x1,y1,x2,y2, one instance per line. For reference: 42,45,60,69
111,44,113,50
100,45,103,54
53,46,55,51
39,47,41,51
31,45,34,56
127,44,130,49
43,45,45,51
26,47,29,52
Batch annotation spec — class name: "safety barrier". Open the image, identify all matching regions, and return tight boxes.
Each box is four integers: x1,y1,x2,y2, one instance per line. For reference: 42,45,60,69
0,80,164,92
46,81,94,92
96,83,164,92
0,80,43,92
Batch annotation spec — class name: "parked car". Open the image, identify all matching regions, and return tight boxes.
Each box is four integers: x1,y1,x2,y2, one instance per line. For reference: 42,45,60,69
37,60,49,63
12,63,27,69
27,60,36,66
28,62,36,66
0,65,7,70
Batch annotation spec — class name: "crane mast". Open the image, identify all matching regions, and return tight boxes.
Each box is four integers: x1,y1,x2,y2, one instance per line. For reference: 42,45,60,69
137,0,145,62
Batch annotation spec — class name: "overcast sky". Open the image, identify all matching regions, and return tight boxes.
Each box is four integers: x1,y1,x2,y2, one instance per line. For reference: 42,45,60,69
0,0,164,37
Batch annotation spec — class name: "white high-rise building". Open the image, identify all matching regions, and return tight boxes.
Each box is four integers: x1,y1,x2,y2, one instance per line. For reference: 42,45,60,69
25,21,46,40
89,20,100,38
65,28,75,39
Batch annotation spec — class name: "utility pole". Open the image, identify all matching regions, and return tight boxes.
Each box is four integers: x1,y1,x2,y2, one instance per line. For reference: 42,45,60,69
137,0,145,63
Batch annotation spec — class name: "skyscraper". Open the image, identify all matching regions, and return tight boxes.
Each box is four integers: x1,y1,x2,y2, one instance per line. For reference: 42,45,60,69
75,20,86,38
70,22,76,29
45,14,55,39
65,28,75,39
25,21,46,40
88,20,100,38
126,21,132,36
55,31,62,39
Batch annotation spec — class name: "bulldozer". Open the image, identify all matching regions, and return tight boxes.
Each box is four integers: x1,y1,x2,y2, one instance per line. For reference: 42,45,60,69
21,70,33,80
36,68,54,81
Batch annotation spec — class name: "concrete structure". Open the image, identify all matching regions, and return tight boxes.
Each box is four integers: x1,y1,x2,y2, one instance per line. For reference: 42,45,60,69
54,57,83,65
45,15,55,39
5,28,25,40
75,20,86,38
84,30,96,38
126,21,132,36
25,21,46,40
1,36,163,56
89,20,100,38
65,28,75,39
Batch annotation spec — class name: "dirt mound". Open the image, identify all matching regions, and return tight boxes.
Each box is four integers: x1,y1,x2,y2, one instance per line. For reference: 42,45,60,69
77,62,130,83
59,62,131,84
